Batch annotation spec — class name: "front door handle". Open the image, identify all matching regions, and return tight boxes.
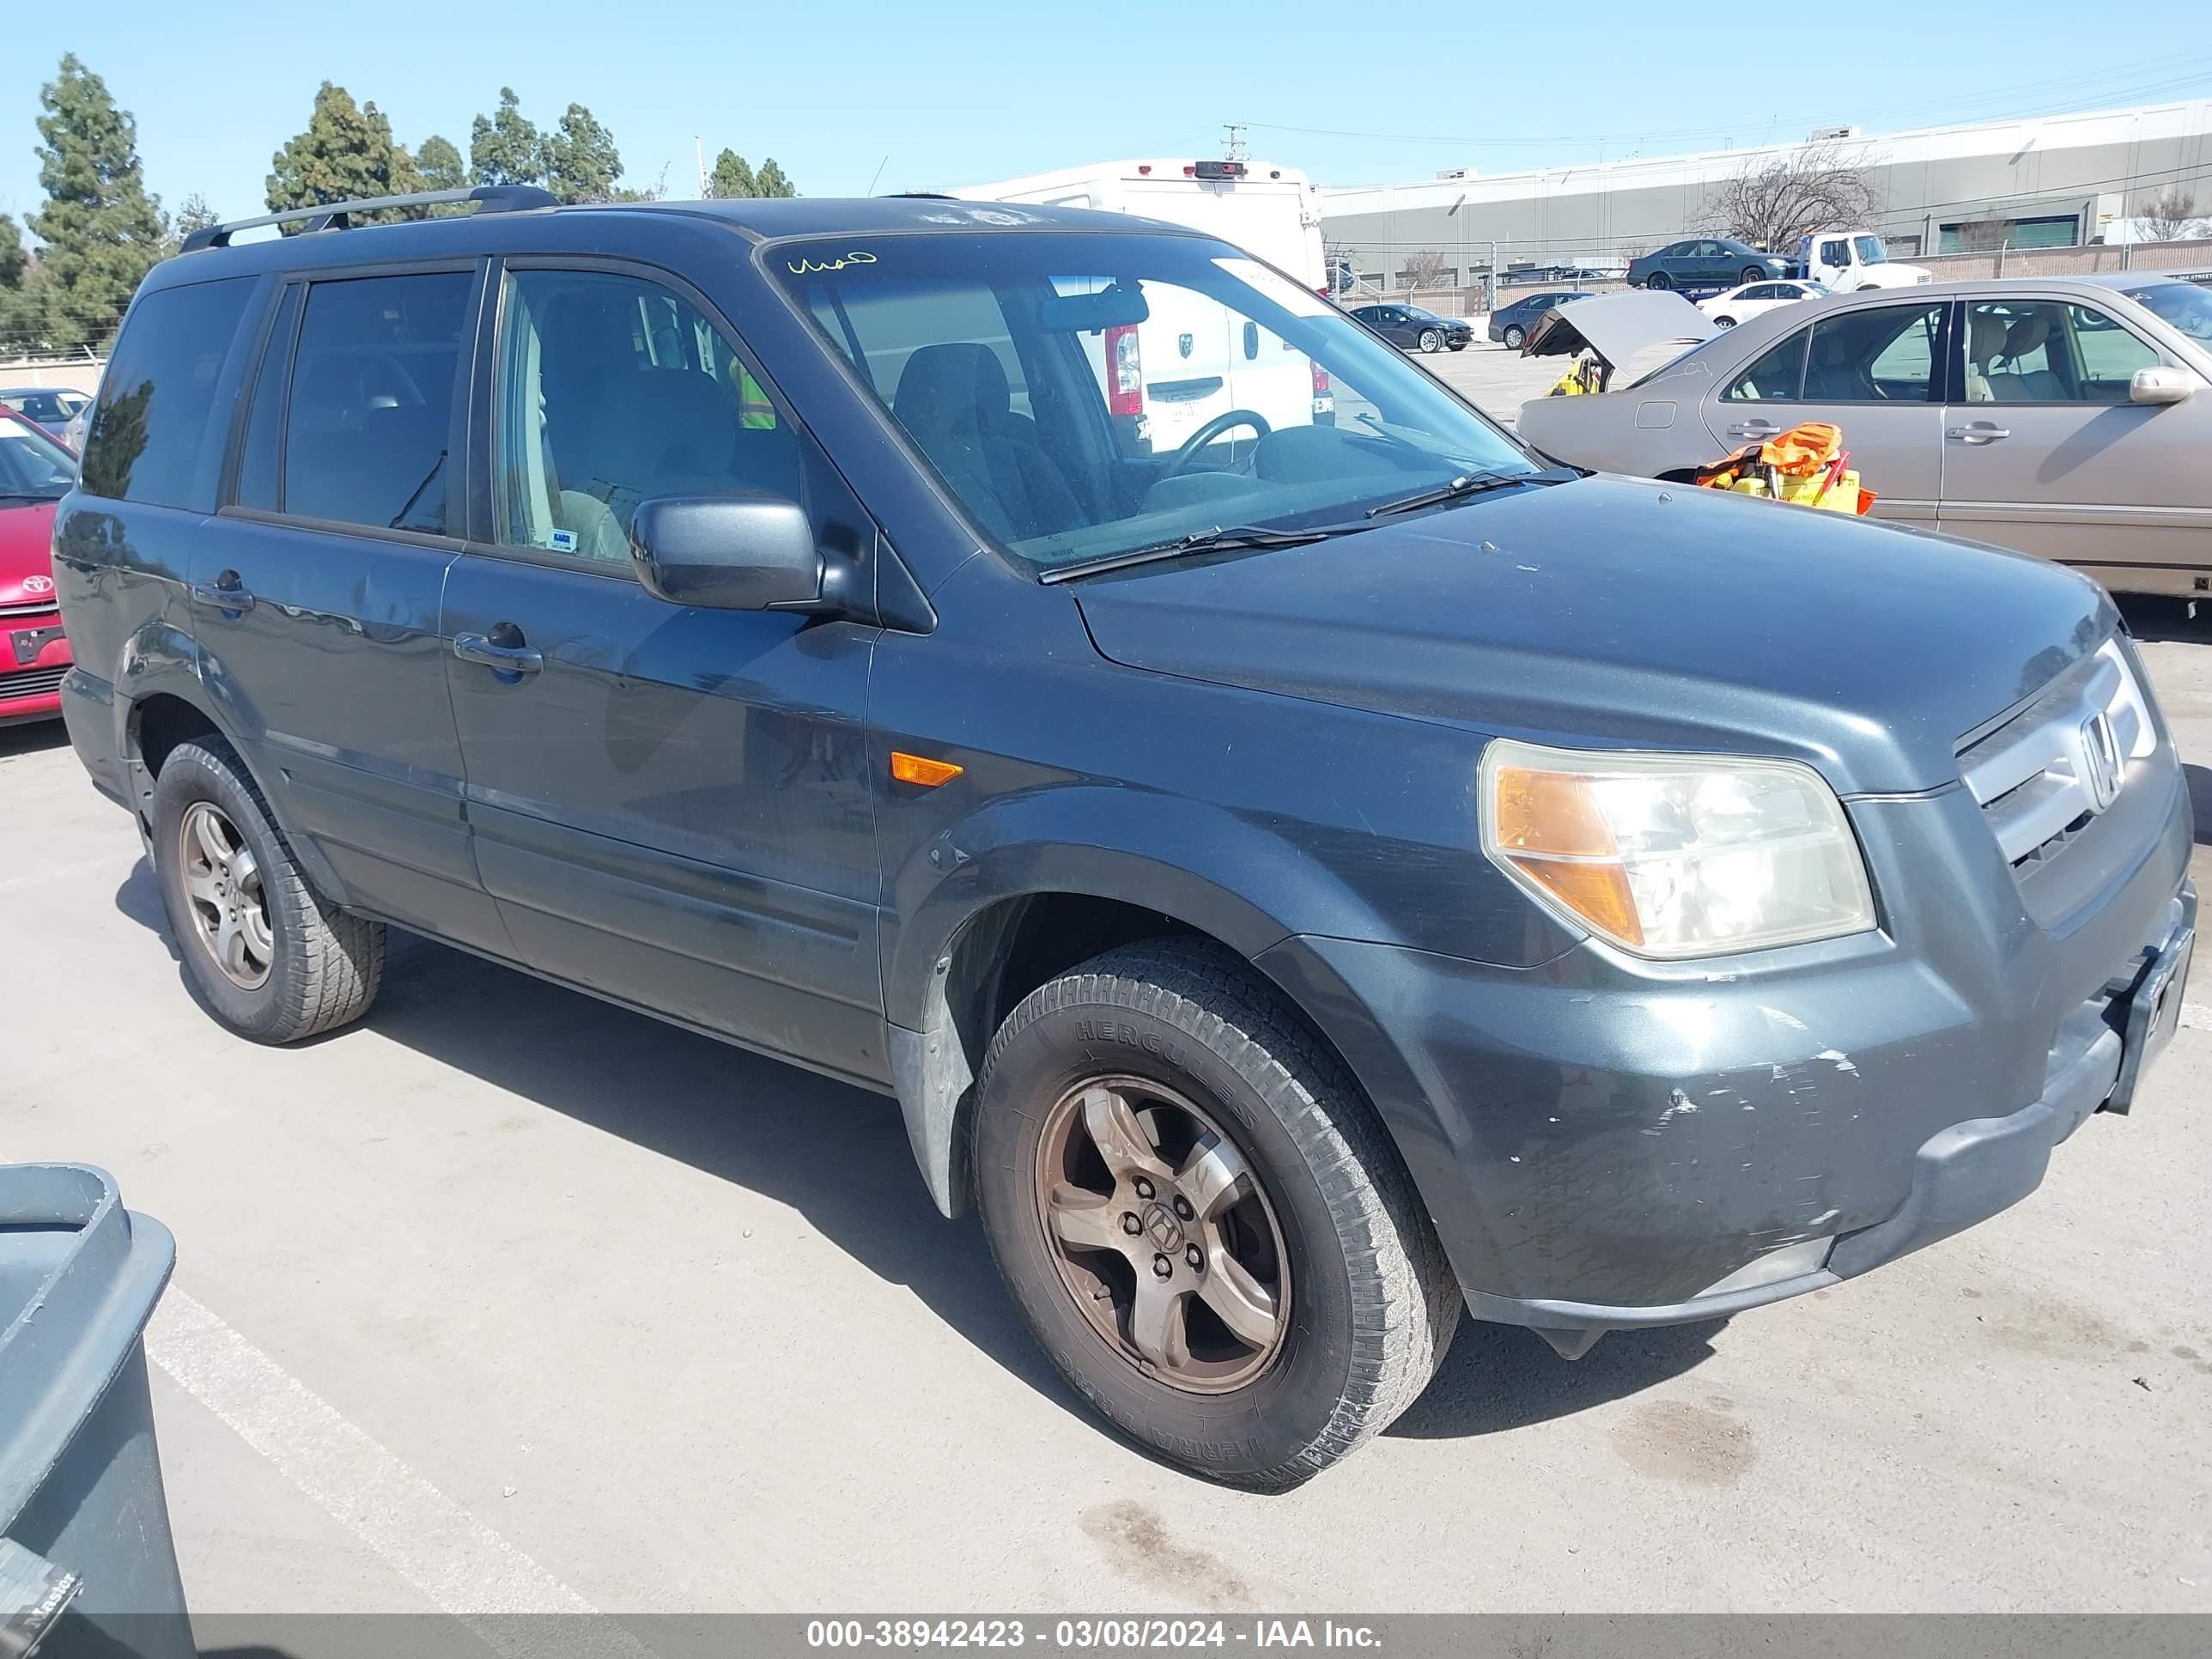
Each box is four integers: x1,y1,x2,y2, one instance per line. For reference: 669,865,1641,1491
189,571,256,611
453,629,544,675
1947,422,2011,444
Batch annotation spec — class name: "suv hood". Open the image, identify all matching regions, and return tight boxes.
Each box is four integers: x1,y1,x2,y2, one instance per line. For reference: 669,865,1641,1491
0,501,60,605
1073,477,2109,796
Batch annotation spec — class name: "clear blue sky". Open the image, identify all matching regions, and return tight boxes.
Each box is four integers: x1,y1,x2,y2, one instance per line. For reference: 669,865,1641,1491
7,0,2212,231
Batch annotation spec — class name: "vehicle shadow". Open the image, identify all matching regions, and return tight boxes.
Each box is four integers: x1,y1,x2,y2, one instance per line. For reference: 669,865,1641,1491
0,720,70,762
2117,592,2211,646
1387,1316,1722,1438
111,865,1716,1460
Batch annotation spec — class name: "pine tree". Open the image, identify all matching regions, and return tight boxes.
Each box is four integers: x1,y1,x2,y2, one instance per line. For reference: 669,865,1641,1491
544,105,623,204
0,215,24,290
752,159,798,198
708,149,757,199
174,195,218,236
267,84,421,228
416,135,466,192
470,88,545,188
27,54,168,350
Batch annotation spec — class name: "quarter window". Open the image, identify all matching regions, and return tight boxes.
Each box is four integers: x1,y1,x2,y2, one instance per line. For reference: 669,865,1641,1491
79,276,254,509
490,269,799,561
281,272,471,533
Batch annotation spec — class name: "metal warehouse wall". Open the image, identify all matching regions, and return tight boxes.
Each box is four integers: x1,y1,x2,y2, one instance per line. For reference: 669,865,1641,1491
1320,103,2212,282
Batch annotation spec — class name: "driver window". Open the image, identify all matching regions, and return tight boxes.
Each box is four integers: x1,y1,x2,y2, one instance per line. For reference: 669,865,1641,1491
491,269,799,562
281,272,472,532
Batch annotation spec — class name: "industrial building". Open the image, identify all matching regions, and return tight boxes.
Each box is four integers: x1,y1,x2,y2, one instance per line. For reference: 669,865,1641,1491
1318,100,2212,291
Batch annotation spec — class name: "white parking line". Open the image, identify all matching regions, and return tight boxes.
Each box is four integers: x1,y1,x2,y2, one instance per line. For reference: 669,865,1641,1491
146,1286,658,1656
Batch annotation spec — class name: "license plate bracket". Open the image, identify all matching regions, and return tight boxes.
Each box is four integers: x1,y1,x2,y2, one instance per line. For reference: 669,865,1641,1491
2106,926,2193,1115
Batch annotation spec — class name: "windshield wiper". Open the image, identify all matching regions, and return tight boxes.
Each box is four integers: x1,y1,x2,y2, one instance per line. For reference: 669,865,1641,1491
0,490,67,505
1364,469,1552,518
1040,522,1359,584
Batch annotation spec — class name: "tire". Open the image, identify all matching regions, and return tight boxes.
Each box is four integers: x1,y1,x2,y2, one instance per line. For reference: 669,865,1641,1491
150,736,384,1043
1713,315,1736,328
1449,338,1468,351
1502,324,1526,349
1417,328,1443,354
972,939,1459,1491
1645,271,1672,291
1740,266,1765,287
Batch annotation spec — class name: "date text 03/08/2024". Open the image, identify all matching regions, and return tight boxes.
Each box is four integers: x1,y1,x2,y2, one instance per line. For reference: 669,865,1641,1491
805,1620,1384,1650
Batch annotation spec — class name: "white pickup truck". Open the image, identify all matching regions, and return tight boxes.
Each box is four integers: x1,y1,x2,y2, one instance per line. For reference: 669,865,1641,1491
1792,229,1932,291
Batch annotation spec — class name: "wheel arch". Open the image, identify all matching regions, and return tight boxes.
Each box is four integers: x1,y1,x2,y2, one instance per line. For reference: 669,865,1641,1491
884,819,1413,1220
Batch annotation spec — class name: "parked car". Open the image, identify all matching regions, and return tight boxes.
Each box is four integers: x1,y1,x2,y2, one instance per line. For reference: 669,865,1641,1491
1489,289,1596,349
1346,303,1473,352
1627,238,1790,292
1517,273,2212,598
57,189,2195,1491
0,386,92,441
1698,278,1826,327
60,390,95,456
0,405,76,725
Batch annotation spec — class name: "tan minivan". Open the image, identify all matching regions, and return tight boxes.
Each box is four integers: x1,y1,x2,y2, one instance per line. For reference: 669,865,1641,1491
1516,273,2212,598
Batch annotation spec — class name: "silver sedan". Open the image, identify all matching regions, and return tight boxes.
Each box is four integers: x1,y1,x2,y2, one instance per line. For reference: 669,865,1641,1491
1516,273,2212,598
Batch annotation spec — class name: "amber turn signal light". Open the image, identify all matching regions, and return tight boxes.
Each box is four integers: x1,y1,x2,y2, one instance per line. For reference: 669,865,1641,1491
890,750,963,787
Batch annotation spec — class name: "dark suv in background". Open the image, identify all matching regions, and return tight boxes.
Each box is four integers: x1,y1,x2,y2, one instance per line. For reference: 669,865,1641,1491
1487,289,1596,349
55,188,2195,1491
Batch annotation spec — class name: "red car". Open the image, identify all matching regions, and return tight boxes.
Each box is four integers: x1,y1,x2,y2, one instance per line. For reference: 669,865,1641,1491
0,405,76,726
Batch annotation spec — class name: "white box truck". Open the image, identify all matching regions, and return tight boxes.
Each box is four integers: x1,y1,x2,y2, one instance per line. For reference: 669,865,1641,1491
944,159,1333,454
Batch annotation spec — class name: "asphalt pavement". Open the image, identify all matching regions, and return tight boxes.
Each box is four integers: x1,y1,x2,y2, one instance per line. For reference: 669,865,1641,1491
2,434,2206,1618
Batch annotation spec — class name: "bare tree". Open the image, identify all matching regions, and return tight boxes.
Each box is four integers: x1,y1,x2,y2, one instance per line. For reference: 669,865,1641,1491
1700,143,1881,252
1402,248,1450,289
2138,189,2206,241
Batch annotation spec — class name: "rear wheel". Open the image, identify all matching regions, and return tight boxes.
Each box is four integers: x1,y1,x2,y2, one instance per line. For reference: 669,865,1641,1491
1502,324,1526,349
1417,327,1443,354
1645,271,1673,291
151,737,384,1043
1713,315,1737,328
973,940,1459,1490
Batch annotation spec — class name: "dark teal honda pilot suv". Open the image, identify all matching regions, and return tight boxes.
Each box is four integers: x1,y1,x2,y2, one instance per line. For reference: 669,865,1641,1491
54,187,2196,1489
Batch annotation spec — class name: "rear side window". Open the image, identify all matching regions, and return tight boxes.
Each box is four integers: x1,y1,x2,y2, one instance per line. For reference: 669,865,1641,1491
81,277,254,508
1723,330,1809,400
282,272,471,534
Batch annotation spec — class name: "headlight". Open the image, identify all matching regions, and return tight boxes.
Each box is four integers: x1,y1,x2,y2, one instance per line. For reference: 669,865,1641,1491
1480,739,1876,958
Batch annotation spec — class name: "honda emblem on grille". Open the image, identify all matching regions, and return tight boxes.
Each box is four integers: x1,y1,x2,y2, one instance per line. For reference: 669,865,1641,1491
2079,711,2122,812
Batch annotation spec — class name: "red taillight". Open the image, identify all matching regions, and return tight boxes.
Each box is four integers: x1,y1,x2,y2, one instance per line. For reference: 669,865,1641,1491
1310,361,1331,395
1105,324,1142,416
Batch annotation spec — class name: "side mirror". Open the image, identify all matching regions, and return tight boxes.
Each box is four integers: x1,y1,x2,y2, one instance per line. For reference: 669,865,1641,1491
629,495,822,611
2130,366,2194,406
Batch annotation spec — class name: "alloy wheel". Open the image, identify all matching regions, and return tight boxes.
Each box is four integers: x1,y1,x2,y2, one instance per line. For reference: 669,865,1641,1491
1032,1075,1291,1394
178,799,274,990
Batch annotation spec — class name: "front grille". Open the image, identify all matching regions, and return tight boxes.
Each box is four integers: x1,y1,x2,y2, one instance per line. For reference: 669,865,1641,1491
0,600,58,620
1958,643,2152,869
0,665,67,702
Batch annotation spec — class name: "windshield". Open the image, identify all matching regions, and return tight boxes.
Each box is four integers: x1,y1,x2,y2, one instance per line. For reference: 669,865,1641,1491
2126,280,2212,343
0,413,77,501
769,232,1536,574
1853,236,1887,265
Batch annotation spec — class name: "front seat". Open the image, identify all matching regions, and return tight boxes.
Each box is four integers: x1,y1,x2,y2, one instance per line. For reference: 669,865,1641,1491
891,343,1085,543
1964,312,2008,403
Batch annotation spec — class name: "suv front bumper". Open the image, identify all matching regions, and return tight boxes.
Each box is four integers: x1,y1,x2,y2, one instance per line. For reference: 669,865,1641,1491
1259,769,2195,1355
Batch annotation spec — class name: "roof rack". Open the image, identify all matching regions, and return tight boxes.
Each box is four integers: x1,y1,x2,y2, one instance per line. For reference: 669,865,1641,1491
180,185,559,252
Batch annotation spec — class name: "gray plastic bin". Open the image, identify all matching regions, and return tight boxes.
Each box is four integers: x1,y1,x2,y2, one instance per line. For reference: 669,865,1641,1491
0,1164,191,1659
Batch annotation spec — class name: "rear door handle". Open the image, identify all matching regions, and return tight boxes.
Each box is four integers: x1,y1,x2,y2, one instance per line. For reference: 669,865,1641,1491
453,629,544,675
189,572,255,611
1947,423,2011,444
1726,421,1783,438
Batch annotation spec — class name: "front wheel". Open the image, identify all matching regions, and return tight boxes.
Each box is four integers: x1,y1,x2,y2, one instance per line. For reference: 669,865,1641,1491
1417,327,1443,354
973,940,1459,1491
1713,315,1736,328
1740,266,1766,287
1502,324,1526,349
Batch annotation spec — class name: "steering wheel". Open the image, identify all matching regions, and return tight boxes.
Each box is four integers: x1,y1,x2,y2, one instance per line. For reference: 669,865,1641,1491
1159,409,1272,480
